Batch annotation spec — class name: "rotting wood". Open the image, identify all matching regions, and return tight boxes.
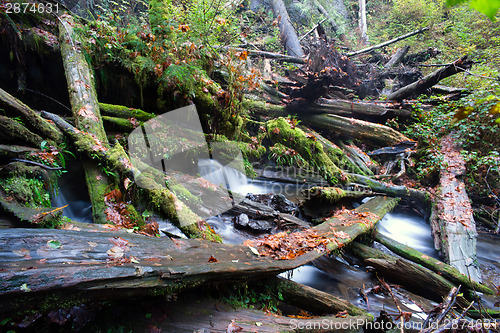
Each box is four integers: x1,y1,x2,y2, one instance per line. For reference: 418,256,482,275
374,231,494,294
432,132,481,283
0,87,62,144
387,56,473,100
349,242,469,306
347,27,429,57
0,196,398,315
58,13,111,224
384,46,410,70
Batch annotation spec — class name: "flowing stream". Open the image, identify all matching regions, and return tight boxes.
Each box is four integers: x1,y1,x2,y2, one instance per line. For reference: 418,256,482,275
52,161,500,322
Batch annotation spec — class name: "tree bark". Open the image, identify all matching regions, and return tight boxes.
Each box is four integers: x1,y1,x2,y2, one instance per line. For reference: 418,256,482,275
387,56,473,101
349,242,469,305
0,116,44,148
0,196,398,315
358,0,368,45
58,13,112,224
347,27,428,57
432,133,481,282
270,0,304,58
0,88,62,144
302,113,410,146
275,277,371,317
41,111,210,239
374,231,494,294
384,46,410,70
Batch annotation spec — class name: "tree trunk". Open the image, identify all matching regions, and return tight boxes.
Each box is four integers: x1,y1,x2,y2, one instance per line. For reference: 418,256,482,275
302,113,410,146
0,196,398,315
373,231,494,294
0,116,44,148
0,88,62,144
347,27,428,57
270,0,304,58
275,277,371,316
58,13,112,224
432,133,481,282
387,56,473,101
384,46,410,70
358,0,368,45
349,242,469,305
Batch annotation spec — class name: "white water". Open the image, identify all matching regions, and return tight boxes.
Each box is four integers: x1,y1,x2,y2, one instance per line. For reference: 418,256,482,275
197,158,249,194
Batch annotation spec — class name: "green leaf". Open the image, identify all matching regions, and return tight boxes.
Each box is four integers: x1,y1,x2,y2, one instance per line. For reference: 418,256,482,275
47,240,62,249
470,0,500,19
20,283,31,292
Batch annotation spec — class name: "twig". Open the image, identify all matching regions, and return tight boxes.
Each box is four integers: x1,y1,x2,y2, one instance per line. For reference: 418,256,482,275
455,66,500,81
299,18,327,41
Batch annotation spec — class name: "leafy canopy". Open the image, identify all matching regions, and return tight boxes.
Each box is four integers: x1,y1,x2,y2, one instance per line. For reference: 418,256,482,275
446,0,500,19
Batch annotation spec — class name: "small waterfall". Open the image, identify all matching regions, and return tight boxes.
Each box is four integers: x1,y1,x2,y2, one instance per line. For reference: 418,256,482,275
198,159,248,194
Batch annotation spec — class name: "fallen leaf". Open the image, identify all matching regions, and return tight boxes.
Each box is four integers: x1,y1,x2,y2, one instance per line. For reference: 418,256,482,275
47,240,62,249
226,319,243,332
107,246,124,259
248,246,260,256
13,249,31,258
208,255,218,263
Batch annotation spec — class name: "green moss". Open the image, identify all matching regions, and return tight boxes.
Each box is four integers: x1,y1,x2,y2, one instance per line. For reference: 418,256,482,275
170,183,203,206
99,103,155,121
266,118,347,185
0,177,51,208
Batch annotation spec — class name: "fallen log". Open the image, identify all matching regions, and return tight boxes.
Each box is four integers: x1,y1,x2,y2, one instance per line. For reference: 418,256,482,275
432,133,481,283
287,99,411,121
0,196,398,315
98,103,155,121
0,144,38,159
270,0,304,58
303,128,368,175
0,116,44,148
373,231,494,294
349,242,469,305
384,46,410,70
302,113,410,146
303,186,372,203
387,56,473,101
337,140,375,176
0,88,62,143
219,47,305,63
58,13,112,224
347,27,429,57
274,277,370,316
41,111,209,239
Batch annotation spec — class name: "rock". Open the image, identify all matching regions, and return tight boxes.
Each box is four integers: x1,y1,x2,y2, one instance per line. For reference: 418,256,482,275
233,213,273,233
271,194,297,214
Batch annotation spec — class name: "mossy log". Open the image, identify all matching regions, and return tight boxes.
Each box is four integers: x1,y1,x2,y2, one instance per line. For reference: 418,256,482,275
102,115,137,132
0,144,38,159
433,133,481,282
274,277,371,317
0,88,62,143
304,128,368,175
349,242,469,305
337,140,375,176
303,186,372,203
349,173,429,203
58,13,111,224
0,116,44,148
387,56,473,101
302,113,410,147
266,117,346,185
0,192,63,227
373,231,494,294
41,111,209,239
99,103,155,121
0,196,397,315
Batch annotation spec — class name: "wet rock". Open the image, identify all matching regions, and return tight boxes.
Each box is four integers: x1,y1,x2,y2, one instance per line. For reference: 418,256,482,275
233,213,273,233
271,194,297,214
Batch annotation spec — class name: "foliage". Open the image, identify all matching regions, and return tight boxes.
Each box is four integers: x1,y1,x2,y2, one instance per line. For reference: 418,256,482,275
446,0,500,19
269,143,309,168
1,177,51,208
222,283,284,313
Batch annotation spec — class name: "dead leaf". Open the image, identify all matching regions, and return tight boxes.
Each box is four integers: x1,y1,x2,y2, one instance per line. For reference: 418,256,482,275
208,255,218,263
